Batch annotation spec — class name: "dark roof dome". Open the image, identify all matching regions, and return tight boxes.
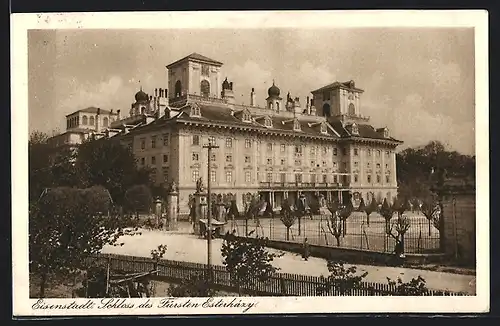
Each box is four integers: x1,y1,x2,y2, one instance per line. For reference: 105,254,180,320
268,80,280,97
222,77,230,90
135,88,149,102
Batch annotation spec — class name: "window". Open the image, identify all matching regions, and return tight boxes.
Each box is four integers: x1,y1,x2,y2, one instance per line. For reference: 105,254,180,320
103,117,109,127
385,163,389,169
280,158,286,165
310,147,316,156
82,116,88,125
208,136,216,146
342,148,347,156
383,129,389,138
163,134,169,146
354,174,359,183
311,174,316,183
323,91,331,101
192,135,200,146
201,64,210,76
267,143,273,152
163,154,168,163
386,175,390,183
141,157,145,166
376,163,381,169
244,156,251,164
343,162,347,170
322,174,327,183
320,123,327,134
280,144,286,152
280,173,286,183
295,174,302,183
210,153,216,162
322,161,327,167
242,112,252,122
141,138,146,150
225,171,232,183
151,136,157,148
226,155,232,163
351,123,359,134
192,153,199,161
334,175,338,183
386,151,390,157
162,167,169,182
151,156,156,165
376,175,381,183
294,145,302,155
268,102,273,110
367,162,371,169
293,120,301,131
267,158,273,165
333,162,338,169
175,80,182,97
310,160,315,167
226,138,232,148
267,173,273,183
210,170,216,183
192,170,199,182
245,139,251,148
354,148,359,156
89,116,95,126
191,106,201,116
354,162,359,168
265,117,273,127
200,80,210,97
333,148,338,156
322,146,328,155
245,171,251,183
376,150,381,157
295,159,301,166
367,175,371,183
367,149,372,156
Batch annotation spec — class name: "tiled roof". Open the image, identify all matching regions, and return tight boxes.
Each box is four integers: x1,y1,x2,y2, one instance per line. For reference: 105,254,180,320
311,81,364,93
166,52,223,68
66,107,116,117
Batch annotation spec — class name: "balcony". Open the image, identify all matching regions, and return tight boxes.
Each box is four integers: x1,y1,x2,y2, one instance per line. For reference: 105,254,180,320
258,181,350,190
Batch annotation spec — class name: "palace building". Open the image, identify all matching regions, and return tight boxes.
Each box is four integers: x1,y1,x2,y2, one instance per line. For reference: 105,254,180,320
49,52,403,215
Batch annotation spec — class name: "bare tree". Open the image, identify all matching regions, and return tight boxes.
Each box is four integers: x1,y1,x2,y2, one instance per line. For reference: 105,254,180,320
280,198,297,241
326,201,343,247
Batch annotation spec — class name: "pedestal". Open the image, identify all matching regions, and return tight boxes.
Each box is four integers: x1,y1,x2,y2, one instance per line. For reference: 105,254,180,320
194,191,207,234
166,191,179,231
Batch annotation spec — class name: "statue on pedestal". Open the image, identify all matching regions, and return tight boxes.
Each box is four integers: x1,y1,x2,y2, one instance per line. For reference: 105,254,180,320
196,177,205,193
169,180,178,193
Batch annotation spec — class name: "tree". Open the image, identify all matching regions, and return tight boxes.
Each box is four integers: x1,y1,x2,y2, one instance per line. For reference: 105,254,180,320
338,200,354,236
29,186,139,297
420,194,440,236
280,198,297,241
316,261,368,295
357,197,366,213
243,193,263,236
387,214,411,257
379,198,394,233
295,194,308,236
29,131,56,203
362,197,378,226
168,273,217,297
124,184,153,219
386,276,429,295
326,205,343,247
76,138,153,206
221,232,282,296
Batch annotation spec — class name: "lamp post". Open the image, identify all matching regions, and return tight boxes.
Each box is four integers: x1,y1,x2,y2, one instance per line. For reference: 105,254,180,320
203,141,219,281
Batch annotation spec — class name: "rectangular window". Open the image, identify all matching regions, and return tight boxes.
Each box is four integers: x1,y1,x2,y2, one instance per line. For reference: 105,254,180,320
333,148,338,156
367,149,372,156
245,171,251,183
226,138,232,148
354,161,359,168
376,163,381,169
322,161,327,167
311,174,316,183
192,153,199,161
342,162,347,170
225,171,232,183
295,174,302,183
267,158,273,165
294,145,302,156
322,146,328,155
342,148,347,156
201,64,210,76
376,175,381,183
280,144,286,152
311,160,315,167
354,148,359,156
322,174,327,183
386,150,390,157
192,135,200,146
295,159,301,166
267,143,273,152
385,163,389,169
386,175,390,183
376,150,381,157
226,155,232,163
151,156,156,165
163,154,168,163
141,157,145,165
354,175,359,183
192,170,199,182
210,153,216,162
280,173,286,183
267,173,273,183
245,139,252,148
367,162,371,169
244,156,251,164
333,162,338,169
141,138,146,150
210,170,216,183
367,175,372,183
333,175,338,183
208,136,216,146
151,136,157,149
162,167,169,182
310,147,316,156
281,159,286,165
163,133,169,146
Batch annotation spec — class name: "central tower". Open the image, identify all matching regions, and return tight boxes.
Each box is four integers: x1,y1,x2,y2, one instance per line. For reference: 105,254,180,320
166,53,223,100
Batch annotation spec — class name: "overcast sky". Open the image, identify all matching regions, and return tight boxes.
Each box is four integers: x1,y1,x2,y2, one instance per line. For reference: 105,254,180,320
28,28,475,155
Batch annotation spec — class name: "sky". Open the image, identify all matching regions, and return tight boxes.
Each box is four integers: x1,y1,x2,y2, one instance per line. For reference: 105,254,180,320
28,28,475,155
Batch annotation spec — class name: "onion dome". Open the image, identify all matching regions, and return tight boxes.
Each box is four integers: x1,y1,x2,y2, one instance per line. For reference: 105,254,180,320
268,80,280,98
135,88,149,102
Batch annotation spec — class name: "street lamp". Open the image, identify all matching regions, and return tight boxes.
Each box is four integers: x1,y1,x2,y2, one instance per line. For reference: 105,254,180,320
203,141,219,281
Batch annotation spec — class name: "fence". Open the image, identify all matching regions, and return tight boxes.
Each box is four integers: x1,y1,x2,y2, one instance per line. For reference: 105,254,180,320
85,253,465,296
229,212,441,254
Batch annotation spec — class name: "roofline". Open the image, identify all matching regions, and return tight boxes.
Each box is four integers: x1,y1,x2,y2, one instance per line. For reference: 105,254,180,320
311,84,365,94
166,55,223,69
65,109,118,117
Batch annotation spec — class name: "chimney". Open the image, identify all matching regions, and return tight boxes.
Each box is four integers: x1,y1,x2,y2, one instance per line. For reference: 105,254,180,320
165,87,168,98
96,108,101,132
250,88,256,106
117,109,121,119
306,96,311,115
155,88,158,97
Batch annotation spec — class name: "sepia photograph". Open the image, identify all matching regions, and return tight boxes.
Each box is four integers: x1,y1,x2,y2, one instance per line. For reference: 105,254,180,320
12,11,489,316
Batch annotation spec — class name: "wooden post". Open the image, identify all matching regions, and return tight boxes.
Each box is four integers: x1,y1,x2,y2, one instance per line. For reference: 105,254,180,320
105,257,111,296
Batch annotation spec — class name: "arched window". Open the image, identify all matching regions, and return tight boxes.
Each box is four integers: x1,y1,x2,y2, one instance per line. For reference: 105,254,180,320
322,103,331,117
103,117,109,127
348,103,356,115
82,115,88,125
268,102,273,110
200,80,210,97
276,102,280,111
89,116,95,126
141,107,146,115
175,80,182,97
